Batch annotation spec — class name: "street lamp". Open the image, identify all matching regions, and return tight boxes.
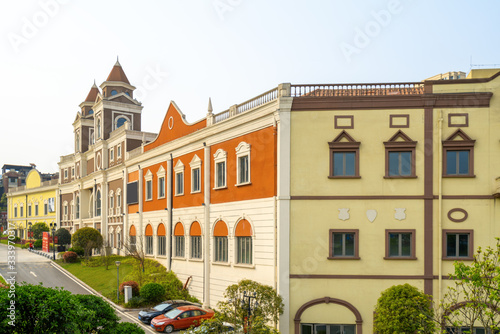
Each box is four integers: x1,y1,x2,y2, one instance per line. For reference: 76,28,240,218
115,261,121,301
50,222,56,260
242,291,258,333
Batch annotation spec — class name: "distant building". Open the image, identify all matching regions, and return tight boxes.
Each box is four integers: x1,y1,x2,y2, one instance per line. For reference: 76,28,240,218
425,70,466,80
1,164,57,197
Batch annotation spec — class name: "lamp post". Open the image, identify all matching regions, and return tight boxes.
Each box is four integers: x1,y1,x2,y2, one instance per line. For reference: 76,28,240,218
242,291,258,333
50,223,56,260
115,261,121,301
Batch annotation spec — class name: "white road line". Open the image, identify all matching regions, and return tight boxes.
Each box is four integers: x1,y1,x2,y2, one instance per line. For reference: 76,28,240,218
30,271,37,277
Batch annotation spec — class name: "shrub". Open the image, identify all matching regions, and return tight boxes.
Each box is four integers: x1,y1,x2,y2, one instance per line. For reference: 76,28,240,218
140,282,166,304
114,322,145,334
125,296,146,308
119,281,140,296
21,243,30,249
34,239,43,249
67,246,84,256
54,228,71,245
63,251,78,263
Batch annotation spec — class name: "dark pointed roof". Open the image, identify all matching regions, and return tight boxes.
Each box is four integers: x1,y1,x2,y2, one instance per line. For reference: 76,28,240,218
84,81,99,102
106,59,130,84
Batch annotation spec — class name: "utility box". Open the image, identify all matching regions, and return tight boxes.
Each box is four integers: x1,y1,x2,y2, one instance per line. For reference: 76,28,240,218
124,286,132,304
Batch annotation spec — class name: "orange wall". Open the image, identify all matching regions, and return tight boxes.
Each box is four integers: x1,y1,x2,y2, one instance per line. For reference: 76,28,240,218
144,103,206,152
173,149,205,209
211,126,276,204
127,170,139,214
143,162,168,212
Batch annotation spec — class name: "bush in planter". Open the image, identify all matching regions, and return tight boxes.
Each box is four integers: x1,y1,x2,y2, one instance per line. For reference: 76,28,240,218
125,296,146,308
140,283,165,304
63,251,78,263
33,239,43,249
67,246,84,256
119,281,140,297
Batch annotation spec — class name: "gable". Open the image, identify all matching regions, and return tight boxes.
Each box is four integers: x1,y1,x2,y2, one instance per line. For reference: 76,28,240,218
144,102,207,152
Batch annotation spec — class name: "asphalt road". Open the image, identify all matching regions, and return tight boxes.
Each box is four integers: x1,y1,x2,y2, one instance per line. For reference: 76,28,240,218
0,243,160,333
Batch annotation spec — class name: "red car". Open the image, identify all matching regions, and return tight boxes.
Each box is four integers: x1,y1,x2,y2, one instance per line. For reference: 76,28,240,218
150,305,215,333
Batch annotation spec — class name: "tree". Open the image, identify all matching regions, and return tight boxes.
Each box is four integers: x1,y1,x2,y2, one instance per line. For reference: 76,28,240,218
73,294,119,333
0,193,7,210
373,284,435,334
32,222,49,240
123,235,146,273
217,279,284,333
54,228,71,245
71,227,103,261
440,239,500,332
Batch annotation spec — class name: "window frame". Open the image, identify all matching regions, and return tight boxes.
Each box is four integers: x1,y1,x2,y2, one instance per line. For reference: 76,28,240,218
236,236,253,265
190,236,202,259
189,155,202,194
328,131,360,179
175,235,185,258
144,170,153,201
110,148,114,162
328,229,360,260
158,235,166,256
213,149,227,189
384,131,417,179
235,142,251,186
145,236,154,255
384,229,417,260
174,160,185,196
443,229,474,260
214,236,228,263
442,129,475,178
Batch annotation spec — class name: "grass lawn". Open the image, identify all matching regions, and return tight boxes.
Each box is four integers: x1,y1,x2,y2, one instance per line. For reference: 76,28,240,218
0,239,24,248
0,275,7,285
58,257,135,303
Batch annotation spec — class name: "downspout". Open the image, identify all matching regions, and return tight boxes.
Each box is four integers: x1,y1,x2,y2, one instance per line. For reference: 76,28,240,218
203,143,211,307
438,110,443,303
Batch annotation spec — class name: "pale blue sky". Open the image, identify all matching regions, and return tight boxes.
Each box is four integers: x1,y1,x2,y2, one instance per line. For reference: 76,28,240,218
1,0,499,172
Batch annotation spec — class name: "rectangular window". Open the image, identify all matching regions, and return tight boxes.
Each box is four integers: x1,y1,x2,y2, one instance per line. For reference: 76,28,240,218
64,169,68,179
444,230,473,260
35,205,38,216
117,233,121,248
333,152,356,176
214,236,228,262
44,204,48,215
145,236,153,255
117,145,122,158
158,236,166,256
158,177,165,198
20,207,24,217
329,230,359,259
71,168,75,177
146,180,152,200
110,149,114,161
446,150,469,175
388,151,412,176
130,236,136,252
238,155,250,184
28,205,32,217
237,236,252,264
14,207,17,218
385,230,416,259
126,182,138,204
176,172,184,195
191,236,202,259
301,324,355,334
216,161,226,188
175,236,185,257
192,168,200,193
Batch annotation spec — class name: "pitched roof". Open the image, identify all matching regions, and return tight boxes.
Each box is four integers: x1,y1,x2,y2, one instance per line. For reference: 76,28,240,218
105,59,130,84
84,82,99,102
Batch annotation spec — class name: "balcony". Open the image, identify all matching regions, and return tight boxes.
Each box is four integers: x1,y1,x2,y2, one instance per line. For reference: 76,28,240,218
290,82,425,97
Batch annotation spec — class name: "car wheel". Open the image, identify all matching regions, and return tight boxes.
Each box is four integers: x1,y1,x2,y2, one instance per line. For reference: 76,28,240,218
164,325,174,333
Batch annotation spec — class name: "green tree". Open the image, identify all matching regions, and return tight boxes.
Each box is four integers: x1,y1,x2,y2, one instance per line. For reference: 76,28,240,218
54,227,72,245
0,193,7,210
31,222,49,240
217,279,284,333
71,227,103,261
440,239,500,332
373,284,435,334
114,322,145,334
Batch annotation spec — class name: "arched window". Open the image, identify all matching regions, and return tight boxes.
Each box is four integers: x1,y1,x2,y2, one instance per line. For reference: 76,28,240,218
75,133,80,152
75,196,80,219
111,90,118,96
157,224,166,256
235,219,253,265
174,223,185,257
129,225,137,251
95,190,101,216
145,224,153,255
116,117,128,129
88,109,94,115
109,227,114,248
190,222,202,259
214,220,228,262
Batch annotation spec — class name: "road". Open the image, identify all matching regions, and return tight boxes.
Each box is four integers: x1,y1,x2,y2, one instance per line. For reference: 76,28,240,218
0,243,159,333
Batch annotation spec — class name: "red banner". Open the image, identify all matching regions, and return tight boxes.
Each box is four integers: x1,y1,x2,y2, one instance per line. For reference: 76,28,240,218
43,232,50,252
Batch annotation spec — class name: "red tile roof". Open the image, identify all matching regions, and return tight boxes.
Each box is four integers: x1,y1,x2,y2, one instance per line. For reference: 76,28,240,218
106,60,130,84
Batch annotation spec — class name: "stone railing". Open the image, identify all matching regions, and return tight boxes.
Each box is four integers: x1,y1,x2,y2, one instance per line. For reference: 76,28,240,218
290,82,425,97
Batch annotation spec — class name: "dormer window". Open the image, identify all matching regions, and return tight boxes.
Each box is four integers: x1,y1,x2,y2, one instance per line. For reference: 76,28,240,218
111,90,118,96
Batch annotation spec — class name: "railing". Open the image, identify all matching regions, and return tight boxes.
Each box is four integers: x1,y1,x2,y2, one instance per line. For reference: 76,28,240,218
214,109,230,123
60,154,74,163
291,82,425,97
127,146,142,160
236,87,278,114
41,179,58,187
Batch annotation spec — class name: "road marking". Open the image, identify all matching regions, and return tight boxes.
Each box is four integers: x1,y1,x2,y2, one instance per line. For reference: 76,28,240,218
30,271,38,277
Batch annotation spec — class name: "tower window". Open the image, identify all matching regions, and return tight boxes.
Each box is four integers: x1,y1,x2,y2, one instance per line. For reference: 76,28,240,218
116,117,128,129
111,90,118,96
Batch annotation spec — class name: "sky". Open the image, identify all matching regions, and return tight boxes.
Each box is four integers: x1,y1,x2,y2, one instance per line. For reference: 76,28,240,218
1,0,499,173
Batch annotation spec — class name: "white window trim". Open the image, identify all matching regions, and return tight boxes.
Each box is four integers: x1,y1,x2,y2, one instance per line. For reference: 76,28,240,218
110,148,114,162
189,155,202,194
157,166,166,199
144,170,153,201
174,160,185,196
116,188,122,215
117,144,122,158
213,149,227,190
235,141,251,186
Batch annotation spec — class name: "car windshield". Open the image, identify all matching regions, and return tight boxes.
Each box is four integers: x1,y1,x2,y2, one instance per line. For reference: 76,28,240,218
164,309,182,319
153,303,172,312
